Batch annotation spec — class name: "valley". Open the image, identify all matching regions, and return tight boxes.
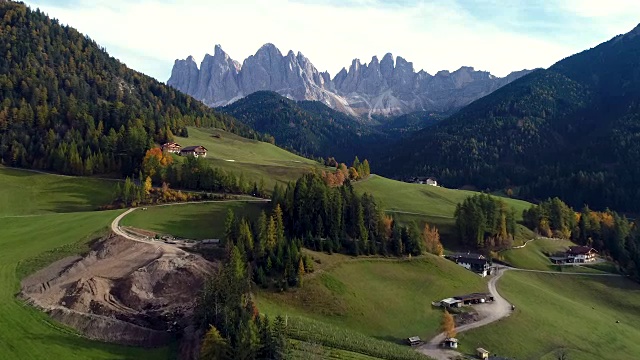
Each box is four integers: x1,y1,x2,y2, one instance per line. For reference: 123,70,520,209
3,1,640,360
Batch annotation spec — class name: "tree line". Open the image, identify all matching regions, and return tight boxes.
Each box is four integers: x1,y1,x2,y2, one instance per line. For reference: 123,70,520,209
141,148,267,197
523,197,640,281
0,2,261,178
223,205,313,289
454,194,517,250
270,172,438,257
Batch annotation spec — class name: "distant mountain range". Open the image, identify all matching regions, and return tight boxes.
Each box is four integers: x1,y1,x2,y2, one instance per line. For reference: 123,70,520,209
168,44,532,117
378,24,640,212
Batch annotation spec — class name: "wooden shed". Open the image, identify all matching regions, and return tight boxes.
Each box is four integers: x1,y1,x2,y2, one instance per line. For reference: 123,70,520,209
476,347,489,359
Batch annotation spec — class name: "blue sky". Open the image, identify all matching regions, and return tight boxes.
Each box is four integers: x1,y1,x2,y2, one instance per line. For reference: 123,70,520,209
24,0,640,81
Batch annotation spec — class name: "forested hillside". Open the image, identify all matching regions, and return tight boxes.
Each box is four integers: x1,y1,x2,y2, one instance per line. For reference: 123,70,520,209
380,25,640,212
220,91,377,160
0,1,258,176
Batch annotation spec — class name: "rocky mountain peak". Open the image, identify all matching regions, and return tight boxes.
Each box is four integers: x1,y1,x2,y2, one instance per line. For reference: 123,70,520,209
169,44,532,116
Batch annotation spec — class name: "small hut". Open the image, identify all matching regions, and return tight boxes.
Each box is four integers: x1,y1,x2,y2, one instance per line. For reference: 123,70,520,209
476,347,490,359
407,336,422,347
443,337,458,349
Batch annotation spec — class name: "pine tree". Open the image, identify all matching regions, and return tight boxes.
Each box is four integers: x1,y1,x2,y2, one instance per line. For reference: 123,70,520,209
224,209,236,245
200,325,230,360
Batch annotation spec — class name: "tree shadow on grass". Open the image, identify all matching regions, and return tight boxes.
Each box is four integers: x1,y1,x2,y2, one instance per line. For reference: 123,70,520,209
45,181,115,213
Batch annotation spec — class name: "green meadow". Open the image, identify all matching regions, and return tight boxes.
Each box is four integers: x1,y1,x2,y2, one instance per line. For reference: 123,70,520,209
258,252,487,343
120,201,268,239
0,168,169,359
174,127,329,189
0,167,117,216
459,271,640,360
354,175,535,247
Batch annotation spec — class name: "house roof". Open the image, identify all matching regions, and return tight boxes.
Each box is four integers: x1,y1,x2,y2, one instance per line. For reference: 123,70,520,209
444,337,458,343
457,257,490,266
448,252,485,260
181,145,207,152
441,298,461,305
454,293,492,301
408,336,421,342
477,347,489,354
567,246,597,255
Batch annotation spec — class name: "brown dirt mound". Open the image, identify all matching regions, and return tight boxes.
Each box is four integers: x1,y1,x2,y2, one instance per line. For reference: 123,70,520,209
21,234,215,347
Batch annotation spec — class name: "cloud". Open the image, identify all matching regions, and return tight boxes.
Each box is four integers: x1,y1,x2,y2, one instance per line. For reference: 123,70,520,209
23,0,640,82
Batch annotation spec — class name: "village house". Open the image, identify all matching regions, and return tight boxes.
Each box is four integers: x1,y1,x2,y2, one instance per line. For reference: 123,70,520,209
567,246,598,263
180,145,208,158
161,142,182,154
547,246,598,264
446,253,492,277
407,176,438,186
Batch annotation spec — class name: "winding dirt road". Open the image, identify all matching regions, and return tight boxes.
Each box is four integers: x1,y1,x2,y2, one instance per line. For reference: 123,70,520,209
417,267,512,360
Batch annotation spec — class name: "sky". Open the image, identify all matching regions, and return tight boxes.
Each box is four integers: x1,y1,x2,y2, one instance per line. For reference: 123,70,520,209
24,0,640,82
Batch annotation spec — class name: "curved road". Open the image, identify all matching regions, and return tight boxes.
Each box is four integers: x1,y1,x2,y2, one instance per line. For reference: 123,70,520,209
111,199,270,247
417,267,512,360
417,262,622,360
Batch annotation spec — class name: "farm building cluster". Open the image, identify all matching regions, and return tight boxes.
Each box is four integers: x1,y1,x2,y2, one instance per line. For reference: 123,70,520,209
406,176,438,186
161,142,208,158
548,246,598,264
435,292,495,309
445,253,493,277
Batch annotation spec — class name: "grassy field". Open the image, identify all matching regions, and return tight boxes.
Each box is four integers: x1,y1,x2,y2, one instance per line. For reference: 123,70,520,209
458,271,640,360
0,211,171,360
0,167,116,216
120,201,268,239
174,127,329,189
500,238,576,270
258,252,487,343
354,175,535,247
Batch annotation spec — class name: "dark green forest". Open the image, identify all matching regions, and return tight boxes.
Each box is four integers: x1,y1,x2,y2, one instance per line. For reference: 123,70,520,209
0,1,259,176
379,24,640,212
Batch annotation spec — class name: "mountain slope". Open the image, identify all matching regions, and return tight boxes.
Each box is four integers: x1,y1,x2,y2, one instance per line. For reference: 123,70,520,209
0,1,258,176
168,44,532,117
219,91,376,159
379,24,640,211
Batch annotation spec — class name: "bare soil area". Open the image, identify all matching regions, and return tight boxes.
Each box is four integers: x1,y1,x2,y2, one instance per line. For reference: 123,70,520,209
21,234,215,347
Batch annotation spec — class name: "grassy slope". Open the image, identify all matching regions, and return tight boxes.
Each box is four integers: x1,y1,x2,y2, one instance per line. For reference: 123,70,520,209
0,169,168,359
175,127,329,189
258,253,487,342
459,271,640,360
354,175,534,247
0,212,169,360
120,201,267,239
0,167,116,216
500,238,576,270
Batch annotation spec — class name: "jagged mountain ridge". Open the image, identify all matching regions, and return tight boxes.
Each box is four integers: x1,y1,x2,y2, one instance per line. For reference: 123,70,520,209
168,44,532,117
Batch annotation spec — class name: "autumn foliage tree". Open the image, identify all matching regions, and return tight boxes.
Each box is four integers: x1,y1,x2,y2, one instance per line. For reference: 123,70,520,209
441,310,456,338
422,223,444,256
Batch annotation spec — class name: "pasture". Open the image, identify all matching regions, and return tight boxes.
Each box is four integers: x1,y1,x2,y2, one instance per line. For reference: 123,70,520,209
0,211,171,360
258,252,487,343
459,271,640,360
0,167,116,216
120,201,268,239
174,127,329,189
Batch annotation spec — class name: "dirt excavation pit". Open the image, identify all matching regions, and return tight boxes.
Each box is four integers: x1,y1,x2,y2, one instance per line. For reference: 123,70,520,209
20,234,215,347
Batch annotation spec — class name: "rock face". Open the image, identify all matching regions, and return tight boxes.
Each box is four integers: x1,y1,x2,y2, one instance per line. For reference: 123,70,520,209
168,44,532,116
